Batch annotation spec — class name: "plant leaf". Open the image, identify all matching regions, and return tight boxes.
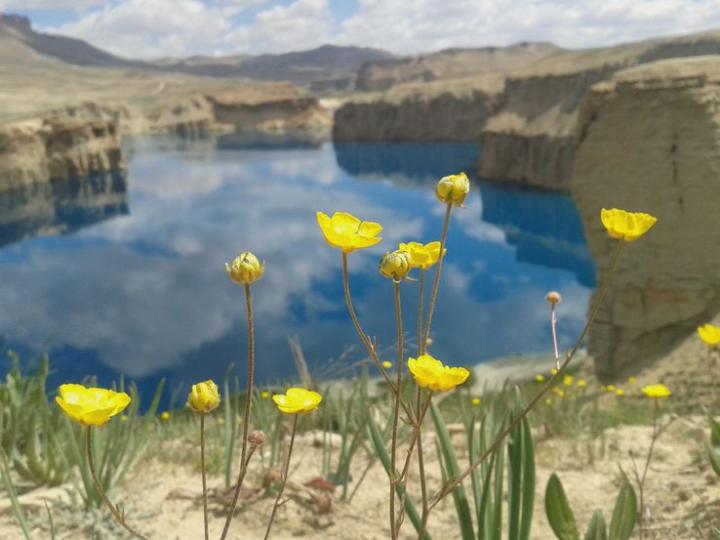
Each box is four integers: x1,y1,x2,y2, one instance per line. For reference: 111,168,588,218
545,473,580,540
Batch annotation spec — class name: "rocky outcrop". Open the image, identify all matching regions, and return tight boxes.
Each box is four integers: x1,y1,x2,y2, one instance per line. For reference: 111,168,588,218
571,56,720,379
333,77,503,141
0,112,124,192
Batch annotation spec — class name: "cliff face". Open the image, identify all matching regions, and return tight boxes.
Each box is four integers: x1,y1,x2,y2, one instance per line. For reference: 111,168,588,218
571,56,720,379
0,112,124,192
333,77,503,141
335,32,720,190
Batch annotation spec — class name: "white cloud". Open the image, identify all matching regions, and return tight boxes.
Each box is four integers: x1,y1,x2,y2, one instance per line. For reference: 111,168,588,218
2,0,104,9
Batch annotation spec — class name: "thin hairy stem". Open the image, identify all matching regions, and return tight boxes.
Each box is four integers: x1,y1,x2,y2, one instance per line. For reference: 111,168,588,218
389,281,404,540
341,252,414,420
85,428,149,540
423,203,452,350
264,415,299,540
426,242,624,513
416,389,430,536
200,414,209,540
220,283,256,540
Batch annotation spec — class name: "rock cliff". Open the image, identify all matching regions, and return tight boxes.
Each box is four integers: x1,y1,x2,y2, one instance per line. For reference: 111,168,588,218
335,31,720,190
571,56,720,379
0,113,124,192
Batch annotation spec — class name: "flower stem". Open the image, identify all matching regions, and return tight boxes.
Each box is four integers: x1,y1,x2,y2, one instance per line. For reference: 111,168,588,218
638,399,660,532
85,427,149,540
416,389,429,536
425,242,625,514
417,270,425,355
220,283,256,540
200,414,209,540
263,414,298,540
341,252,413,420
423,203,453,350
389,280,404,539
550,303,560,370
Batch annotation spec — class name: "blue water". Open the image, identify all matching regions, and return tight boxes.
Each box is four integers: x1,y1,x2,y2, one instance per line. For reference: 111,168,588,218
0,136,594,407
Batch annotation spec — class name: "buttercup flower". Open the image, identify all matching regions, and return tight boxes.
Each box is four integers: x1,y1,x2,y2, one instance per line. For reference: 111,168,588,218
697,324,720,347
535,374,545,383
642,384,671,399
379,250,411,281
226,251,265,284
552,387,565,398
316,211,383,252
435,172,470,206
471,397,481,406
187,380,220,413
382,361,392,369
398,241,445,270
261,390,270,399
615,388,625,396
600,208,657,242
160,411,171,421
56,384,131,427
577,379,587,388
272,388,322,414
563,375,573,386
407,354,470,392
628,376,637,385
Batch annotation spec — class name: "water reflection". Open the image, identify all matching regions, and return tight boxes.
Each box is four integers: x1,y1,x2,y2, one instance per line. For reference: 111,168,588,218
0,172,128,249
0,139,594,406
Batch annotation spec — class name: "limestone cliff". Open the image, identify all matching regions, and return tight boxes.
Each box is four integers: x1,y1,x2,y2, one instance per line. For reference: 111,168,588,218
333,77,503,141
0,112,124,192
571,56,720,379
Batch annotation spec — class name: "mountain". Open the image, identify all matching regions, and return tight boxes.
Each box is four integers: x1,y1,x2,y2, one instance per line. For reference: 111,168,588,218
0,14,393,89
155,44,395,88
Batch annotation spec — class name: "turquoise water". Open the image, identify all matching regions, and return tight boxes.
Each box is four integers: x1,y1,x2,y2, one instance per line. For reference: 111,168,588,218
0,136,594,405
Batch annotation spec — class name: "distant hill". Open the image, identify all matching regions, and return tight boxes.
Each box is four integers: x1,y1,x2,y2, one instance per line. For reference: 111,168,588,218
0,14,393,89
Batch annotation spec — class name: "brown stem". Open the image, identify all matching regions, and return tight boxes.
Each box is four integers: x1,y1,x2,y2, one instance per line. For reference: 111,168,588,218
85,427,149,540
389,280,404,540
263,415,298,540
423,203,452,350
426,242,624,512
200,414,209,540
341,252,414,421
220,283,256,540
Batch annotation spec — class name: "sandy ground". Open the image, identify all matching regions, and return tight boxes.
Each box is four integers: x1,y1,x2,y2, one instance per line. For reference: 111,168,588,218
2,342,719,539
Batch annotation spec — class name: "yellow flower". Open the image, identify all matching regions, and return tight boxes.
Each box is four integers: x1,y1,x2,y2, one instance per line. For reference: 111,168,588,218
563,374,573,386
382,361,392,369
261,390,270,399
160,411,171,421
435,172,470,206
471,397,481,406
187,380,220,413
642,384,671,399
628,376,637,385
535,374,545,383
407,354,470,392
697,324,720,347
552,387,565,398
226,251,265,284
120,415,128,423
545,398,553,406
316,211,383,253
379,250,412,281
398,241,445,270
606,384,616,392
600,208,657,242
55,384,131,427
577,379,587,388
272,388,322,414
551,368,558,375
615,388,625,396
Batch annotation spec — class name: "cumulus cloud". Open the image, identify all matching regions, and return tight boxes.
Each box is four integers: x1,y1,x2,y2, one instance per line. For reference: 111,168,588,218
32,0,720,58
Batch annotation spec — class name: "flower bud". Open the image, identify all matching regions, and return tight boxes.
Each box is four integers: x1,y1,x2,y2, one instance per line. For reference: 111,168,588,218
546,291,562,305
226,251,265,285
248,430,266,446
379,250,411,281
187,380,220,413
435,172,470,207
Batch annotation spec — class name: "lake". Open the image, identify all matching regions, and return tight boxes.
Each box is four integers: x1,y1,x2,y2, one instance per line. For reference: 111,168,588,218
0,136,594,407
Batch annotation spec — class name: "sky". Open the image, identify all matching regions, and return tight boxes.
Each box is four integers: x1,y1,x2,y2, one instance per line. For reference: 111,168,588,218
3,0,720,59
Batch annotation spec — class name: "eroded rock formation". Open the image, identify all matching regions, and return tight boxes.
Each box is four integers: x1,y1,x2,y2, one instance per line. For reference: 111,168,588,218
571,56,720,379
